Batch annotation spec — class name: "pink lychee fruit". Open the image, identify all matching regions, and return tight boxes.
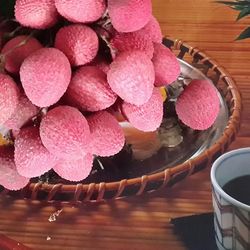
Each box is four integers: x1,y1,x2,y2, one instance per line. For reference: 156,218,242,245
14,127,57,178
121,88,163,132
20,48,71,107
88,56,110,74
14,0,59,29
176,79,220,130
111,32,154,58
55,0,106,23
55,24,99,67
108,0,152,33
0,73,19,125
40,106,91,160
4,94,39,131
152,43,181,87
66,66,117,112
53,153,93,182
107,51,155,106
1,35,43,74
87,111,125,157
0,146,30,190
135,16,163,43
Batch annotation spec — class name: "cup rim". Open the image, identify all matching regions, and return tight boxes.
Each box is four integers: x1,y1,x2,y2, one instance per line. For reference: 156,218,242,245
211,147,250,211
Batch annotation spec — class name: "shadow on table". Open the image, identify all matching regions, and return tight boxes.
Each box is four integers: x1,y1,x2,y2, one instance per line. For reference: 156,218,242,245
170,212,218,250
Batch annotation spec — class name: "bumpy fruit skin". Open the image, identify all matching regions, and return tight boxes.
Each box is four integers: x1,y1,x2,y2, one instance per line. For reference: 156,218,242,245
152,43,181,87
136,16,163,43
55,24,99,67
121,88,163,132
176,79,220,130
87,111,125,157
0,146,29,190
66,66,117,112
107,51,155,106
88,56,110,74
20,48,71,107
53,153,93,182
55,0,106,23
15,0,58,29
4,94,39,130
1,36,43,74
108,0,152,33
14,127,57,178
40,106,91,160
0,74,19,125
111,32,154,58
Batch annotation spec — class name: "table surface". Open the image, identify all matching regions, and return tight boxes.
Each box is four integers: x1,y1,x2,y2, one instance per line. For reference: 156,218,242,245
1,1,250,249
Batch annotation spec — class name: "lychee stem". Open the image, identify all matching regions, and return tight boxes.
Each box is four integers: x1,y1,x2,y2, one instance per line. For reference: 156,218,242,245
31,108,47,127
100,34,117,59
101,8,109,19
0,19,9,29
4,26,23,39
102,19,111,29
96,157,105,170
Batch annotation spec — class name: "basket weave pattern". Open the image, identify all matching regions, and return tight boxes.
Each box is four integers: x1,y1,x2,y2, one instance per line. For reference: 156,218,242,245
0,38,242,202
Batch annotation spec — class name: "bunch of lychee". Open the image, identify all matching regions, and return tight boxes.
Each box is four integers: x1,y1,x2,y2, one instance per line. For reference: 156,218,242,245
0,0,220,190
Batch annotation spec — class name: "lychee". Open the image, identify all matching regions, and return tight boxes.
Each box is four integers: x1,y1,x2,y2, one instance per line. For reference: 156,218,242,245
176,79,220,130
0,146,29,190
40,106,91,160
15,0,59,29
136,16,163,43
121,88,163,132
1,35,43,74
88,56,110,74
107,51,155,106
0,73,19,125
53,153,93,182
4,94,39,131
111,32,154,58
108,0,152,33
87,111,125,157
14,127,57,178
55,24,99,67
20,48,71,107
66,66,117,112
152,43,181,87
55,0,106,23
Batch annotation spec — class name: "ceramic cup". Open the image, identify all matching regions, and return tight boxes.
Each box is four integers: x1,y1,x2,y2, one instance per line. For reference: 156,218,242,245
211,148,250,250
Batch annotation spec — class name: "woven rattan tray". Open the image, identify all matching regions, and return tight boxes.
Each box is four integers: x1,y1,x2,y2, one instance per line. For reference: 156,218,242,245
0,37,242,202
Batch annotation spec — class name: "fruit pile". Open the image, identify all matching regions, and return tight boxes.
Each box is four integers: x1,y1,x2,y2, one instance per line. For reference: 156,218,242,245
0,0,220,190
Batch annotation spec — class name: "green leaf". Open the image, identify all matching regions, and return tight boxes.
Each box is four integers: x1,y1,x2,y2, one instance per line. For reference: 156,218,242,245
216,0,250,6
233,5,248,10
0,0,16,19
236,27,250,40
216,0,250,10
236,7,250,20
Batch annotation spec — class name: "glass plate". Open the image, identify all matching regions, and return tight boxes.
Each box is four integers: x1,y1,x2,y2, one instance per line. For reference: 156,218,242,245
76,59,229,184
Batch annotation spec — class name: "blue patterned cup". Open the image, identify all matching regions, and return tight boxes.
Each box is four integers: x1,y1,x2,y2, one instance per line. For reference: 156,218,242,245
211,148,250,250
